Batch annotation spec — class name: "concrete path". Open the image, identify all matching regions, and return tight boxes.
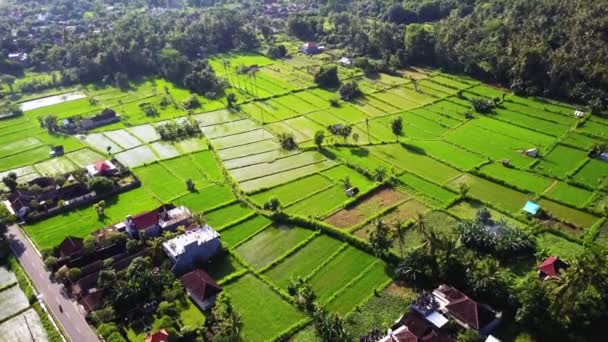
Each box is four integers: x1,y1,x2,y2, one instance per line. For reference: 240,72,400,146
6,224,99,342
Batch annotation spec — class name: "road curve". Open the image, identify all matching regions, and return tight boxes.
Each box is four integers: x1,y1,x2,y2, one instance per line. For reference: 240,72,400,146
6,224,99,342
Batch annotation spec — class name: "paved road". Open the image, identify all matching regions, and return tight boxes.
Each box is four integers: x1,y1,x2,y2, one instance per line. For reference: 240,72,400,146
6,224,99,342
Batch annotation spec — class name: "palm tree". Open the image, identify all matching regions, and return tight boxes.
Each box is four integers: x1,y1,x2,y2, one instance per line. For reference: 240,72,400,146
373,167,387,182
147,237,164,264
394,219,407,258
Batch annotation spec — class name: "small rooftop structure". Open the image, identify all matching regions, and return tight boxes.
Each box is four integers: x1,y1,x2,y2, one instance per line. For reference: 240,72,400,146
159,206,192,230
523,201,541,216
339,57,352,67
524,148,538,158
574,110,584,118
50,145,64,157
163,225,221,274
86,160,117,177
8,52,28,62
600,152,608,162
181,269,222,310
146,329,169,342
538,256,569,280
345,187,359,197
301,42,321,55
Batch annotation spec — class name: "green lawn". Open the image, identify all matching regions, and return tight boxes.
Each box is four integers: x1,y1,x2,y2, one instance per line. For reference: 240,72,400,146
235,224,314,269
173,184,235,213
285,185,349,218
371,144,461,184
398,172,458,205
220,215,272,247
478,163,553,194
133,162,187,201
308,247,377,303
25,188,161,249
203,202,254,229
533,144,588,178
536,233,586,260
325,261,390,315
264,235,344,288
572,159,608,188
538,199,600,229
224,274,307,341
250,173,334,207
448,174,530,214
408,140,487,171
321,165,376,193
543,182,594,208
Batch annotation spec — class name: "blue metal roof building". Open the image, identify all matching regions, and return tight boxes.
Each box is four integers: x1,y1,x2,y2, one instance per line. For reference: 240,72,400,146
523,201,541,216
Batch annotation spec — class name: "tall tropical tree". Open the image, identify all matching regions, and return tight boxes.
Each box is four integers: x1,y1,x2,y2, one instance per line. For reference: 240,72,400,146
394,219,407,258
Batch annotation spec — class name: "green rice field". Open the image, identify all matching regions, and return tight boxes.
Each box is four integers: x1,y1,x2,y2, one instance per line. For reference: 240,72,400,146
3,52,608,341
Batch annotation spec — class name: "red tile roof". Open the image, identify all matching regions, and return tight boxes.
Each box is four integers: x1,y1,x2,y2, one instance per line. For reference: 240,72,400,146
146,329,169,342
538,256,567,278
400,313,454,342
445,296,481,330
393,327,418,342
181,269,222,302
130,211,159,230
94,160,111,171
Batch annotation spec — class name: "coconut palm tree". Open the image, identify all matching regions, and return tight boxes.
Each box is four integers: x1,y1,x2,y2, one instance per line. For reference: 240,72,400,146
394,219,407,258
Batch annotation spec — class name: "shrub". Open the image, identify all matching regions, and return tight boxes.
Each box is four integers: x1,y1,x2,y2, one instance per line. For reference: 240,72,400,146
263,196,281,211
339,81,361,101
97,323,120,338
43,256,59,270
456,208,535,259
278,133,297,150
139,102,158,117
470,97,494,113
314,65,340,88
183,95,201,109
88,177,114,193
67,268,81,281
156,301,177,316
106,332,127,342
268,44,287,58
155,117,202,141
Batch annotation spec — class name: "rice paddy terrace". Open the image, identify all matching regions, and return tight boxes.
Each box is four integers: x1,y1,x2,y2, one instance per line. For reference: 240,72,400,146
2,51,608,341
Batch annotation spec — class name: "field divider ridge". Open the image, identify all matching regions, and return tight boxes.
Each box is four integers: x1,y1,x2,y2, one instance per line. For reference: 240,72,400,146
258,231,320,274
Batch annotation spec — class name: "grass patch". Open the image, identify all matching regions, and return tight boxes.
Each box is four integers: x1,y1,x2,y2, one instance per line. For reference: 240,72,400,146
235,224,314,269
537,199,599,229
174,184,235,212
345,282,416,338
220,215,272,247
543,182,594,208
533,144,588,178
224,274,306,341
203,202,254,229
250,173,334,207
536,233,586,260
264,235,344,288
478,163,552,194
325,262,391,315
285,185,349,218
308,247,377,303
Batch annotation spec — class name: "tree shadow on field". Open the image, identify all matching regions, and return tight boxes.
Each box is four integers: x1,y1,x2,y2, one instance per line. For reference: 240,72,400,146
401,143,426,155
351,147,369,157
